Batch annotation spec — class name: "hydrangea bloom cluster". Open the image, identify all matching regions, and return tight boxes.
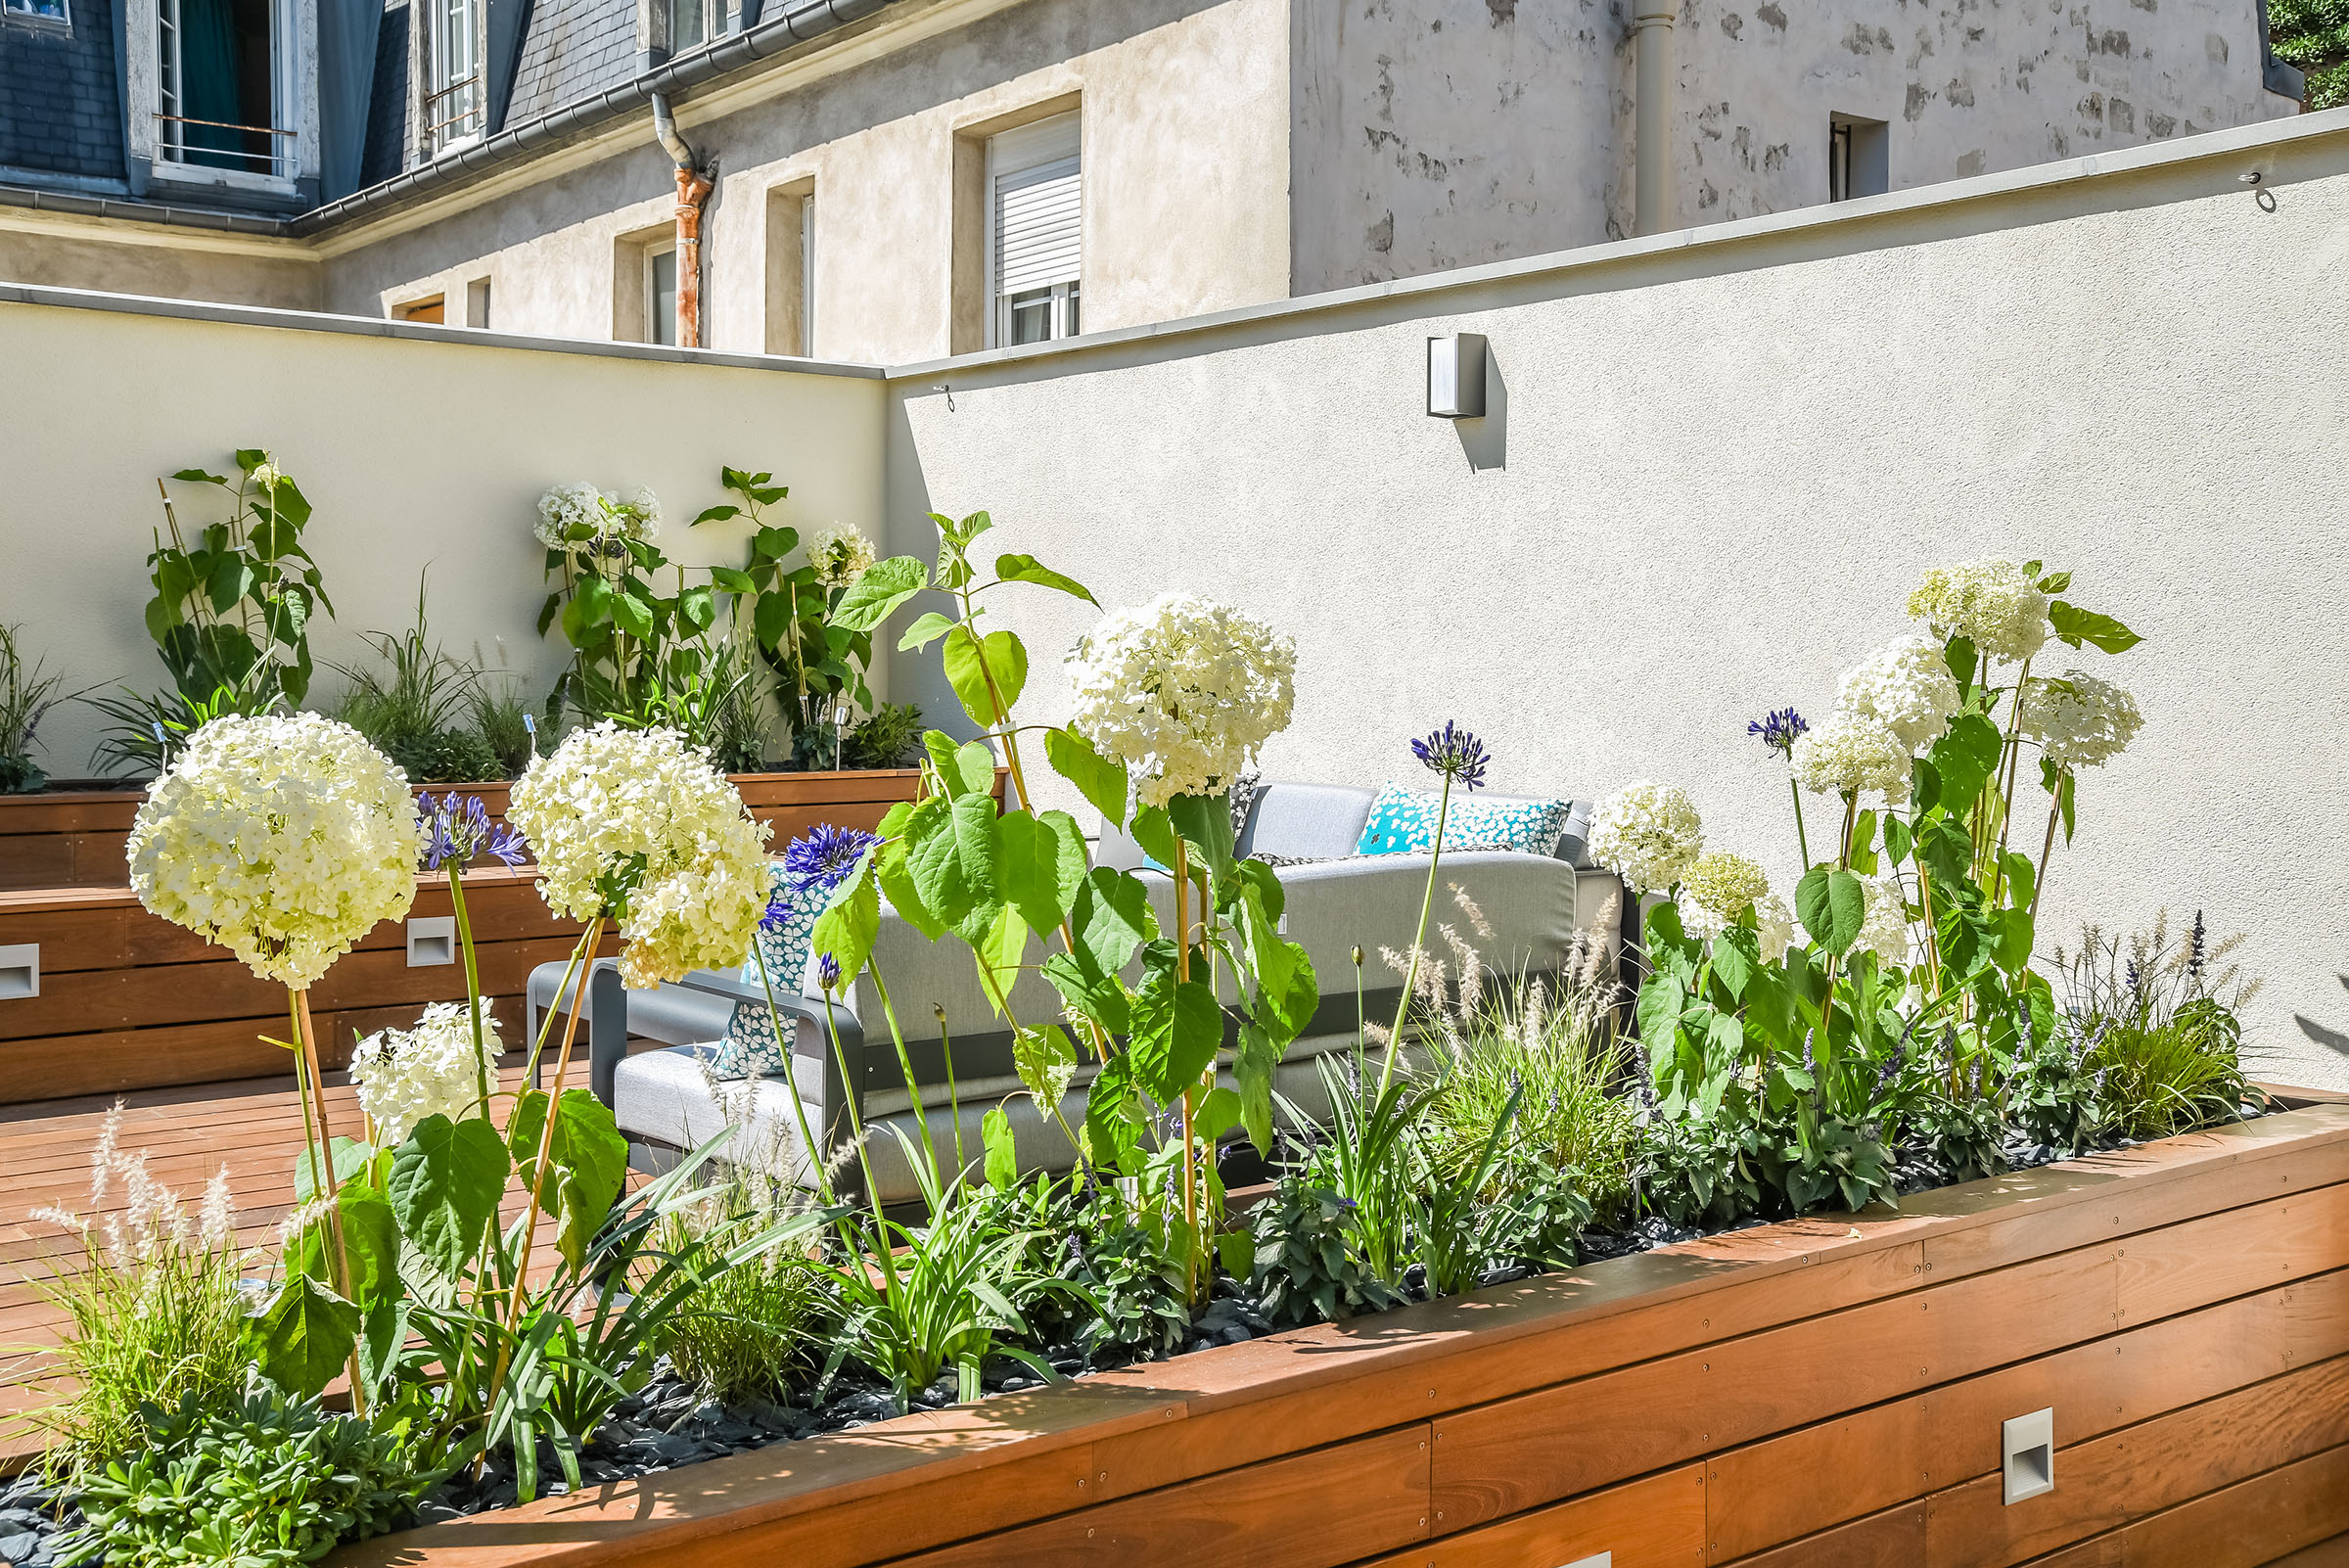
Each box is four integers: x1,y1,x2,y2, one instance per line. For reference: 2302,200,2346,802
2018,670,2144,770
1754,891,1796,965
1838,634,1962,753
507,723,771,990
1856,876,1912,968
1906,558,2050,665
806,524,878,590
127,714,427,988
533,483,662,551
1679,851,1773,940
1066,592,1298,810
1791,709,1913,803
350,1000,500,1144
1589,781,1704,894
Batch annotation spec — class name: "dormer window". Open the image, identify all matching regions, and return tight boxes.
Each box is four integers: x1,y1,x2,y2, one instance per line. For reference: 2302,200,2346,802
425,0,484,154
0,0,71,34
128,0,314,198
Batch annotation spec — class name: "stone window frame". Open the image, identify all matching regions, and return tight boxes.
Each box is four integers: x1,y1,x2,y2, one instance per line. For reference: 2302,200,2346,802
0,0,72,37
122,0,318,200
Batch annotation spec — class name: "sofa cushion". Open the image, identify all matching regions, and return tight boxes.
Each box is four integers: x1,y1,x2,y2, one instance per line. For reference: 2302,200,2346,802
1355,783,1578,859
1238,782,1380,861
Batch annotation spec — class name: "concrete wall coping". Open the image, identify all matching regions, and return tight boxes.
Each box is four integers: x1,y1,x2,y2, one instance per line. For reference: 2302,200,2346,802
0,281,889,379
8,107,2343,389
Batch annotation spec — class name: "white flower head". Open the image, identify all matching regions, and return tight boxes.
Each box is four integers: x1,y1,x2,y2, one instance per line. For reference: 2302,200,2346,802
1856,876,1912,968
1679,851,1773,940
2019,669,2143,771
1907,558,2050,666
351,999,501,1145
127,714,426,988
507,722,771,990
1839,633,1962,754
248,461,283,489
806,524,878,590
1589,781,1704,894
620,486,663,540
534,482,660,550
1791,710,1913,804
1066,592,1298,811
1755,891,1796,965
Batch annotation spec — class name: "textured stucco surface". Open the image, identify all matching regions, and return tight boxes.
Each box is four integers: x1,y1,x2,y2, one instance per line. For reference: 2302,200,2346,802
1289,0,2301,293
0,222,323,306
0,301,885,772
314,0,1294,361
882,118,2349,1088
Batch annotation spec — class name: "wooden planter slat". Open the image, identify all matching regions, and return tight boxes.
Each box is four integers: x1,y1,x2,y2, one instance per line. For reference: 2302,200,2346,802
328,1103,2349,1568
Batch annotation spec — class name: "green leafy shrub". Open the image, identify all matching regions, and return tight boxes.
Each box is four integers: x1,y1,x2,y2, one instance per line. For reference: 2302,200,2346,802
2273,0,2349,109
0,622,84,794
59,1389,420,1568
1247,1174,1405,1327
658,1172,824,1406
466,680,540,776
2054,912,2257,1142
27,1109,253,1481
846,702,926,770
334,579,500,783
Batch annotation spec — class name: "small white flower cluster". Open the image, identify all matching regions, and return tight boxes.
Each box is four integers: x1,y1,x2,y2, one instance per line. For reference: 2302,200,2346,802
1589,781,1704,894
1856,876,1912,968
1792,709,1915,804
2019,669,2143,771
127,714,426,989
533,482,663,551
1066,592,1298,810
508,723,771,990
1907,558,2050,665
350,999,501,1145
806,523,877,590
1838,633,1961,753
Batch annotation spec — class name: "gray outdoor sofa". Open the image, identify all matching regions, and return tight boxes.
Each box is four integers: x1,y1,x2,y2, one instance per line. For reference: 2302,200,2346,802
527,782,1630,1205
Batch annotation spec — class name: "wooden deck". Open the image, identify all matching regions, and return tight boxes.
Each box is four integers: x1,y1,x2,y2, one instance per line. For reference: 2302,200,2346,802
0,1054,595,1471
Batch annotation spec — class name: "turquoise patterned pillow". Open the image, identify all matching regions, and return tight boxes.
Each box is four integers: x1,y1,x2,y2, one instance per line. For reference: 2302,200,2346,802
1355,783,1574,858
712,866,825,1080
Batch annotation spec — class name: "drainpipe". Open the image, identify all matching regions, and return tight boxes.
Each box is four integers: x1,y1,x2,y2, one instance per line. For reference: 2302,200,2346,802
651,91,714,347
1632,1,1675,236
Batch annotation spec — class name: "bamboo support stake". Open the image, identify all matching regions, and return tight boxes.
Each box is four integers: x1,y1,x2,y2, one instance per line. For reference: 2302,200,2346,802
292,989,368,1415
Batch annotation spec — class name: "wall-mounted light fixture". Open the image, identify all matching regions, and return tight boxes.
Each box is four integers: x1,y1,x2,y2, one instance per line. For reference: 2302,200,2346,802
407,916,457,968
1426,333,1487,419
0,944,36,1000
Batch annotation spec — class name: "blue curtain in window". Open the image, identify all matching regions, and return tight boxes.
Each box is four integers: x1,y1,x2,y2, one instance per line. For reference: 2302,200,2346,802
317,0,380,199
177,0,244,170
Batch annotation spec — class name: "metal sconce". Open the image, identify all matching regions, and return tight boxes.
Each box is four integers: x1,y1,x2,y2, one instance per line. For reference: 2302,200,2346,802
1426,333,1488,419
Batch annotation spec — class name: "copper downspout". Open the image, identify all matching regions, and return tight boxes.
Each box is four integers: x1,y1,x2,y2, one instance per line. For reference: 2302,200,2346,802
651,92,713,347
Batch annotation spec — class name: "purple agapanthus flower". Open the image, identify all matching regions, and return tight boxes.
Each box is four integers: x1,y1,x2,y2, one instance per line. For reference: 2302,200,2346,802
420,793,530,872
783,823,880,894
1410,721,1489,792
815,952,843,992
1747,707,1809,761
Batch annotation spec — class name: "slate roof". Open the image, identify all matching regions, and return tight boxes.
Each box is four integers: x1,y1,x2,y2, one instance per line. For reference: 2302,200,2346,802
0,0,128,186
506,0,639,126
359,0,411,190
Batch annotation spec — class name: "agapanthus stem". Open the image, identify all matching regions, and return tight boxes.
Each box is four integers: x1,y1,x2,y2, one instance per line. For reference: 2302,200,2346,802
1174,834,1198,1304
445,863,491,1118
290,988,367,1417
1987,659,2033,903
753,943,836,1207
866,957,941,1201
2030,789,2063,922
1380,773,1452,1097
1790,778,1812,872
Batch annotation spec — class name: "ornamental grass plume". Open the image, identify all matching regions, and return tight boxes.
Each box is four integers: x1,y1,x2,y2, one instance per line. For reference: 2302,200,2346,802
1588,782,1704,894
350,999,502,1144
126,713,426,989
1906,558,2050,665
1065,592,1297,810
2018,670,2144,770
507,721,771,990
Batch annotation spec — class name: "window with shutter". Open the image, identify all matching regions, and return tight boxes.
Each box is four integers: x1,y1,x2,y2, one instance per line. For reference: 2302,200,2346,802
987,113,1082,348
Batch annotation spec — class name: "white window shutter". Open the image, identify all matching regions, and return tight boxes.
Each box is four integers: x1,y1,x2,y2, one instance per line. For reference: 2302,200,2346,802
991,114,1081,300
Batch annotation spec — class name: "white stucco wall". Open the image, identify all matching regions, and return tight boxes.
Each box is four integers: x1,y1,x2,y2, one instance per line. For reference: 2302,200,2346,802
884,114,2349,1088
1289,0,2301,293
312,0,1294,364
0,295,886,773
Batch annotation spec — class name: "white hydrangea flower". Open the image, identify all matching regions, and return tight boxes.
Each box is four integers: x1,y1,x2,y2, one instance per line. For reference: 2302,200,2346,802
1855,876,1912,968
248,461,283,489
1838,633,1962,754
127,714,426,989
1589,781,1704,894
806,524,878,590
1066,592,1297,811
1755,891,1795,965
619,486,663,541
2018,669,2144,771
1791,710,1913,803
507,723,771,990
535,482,608,548
1907,558,2050,666
1679,851,1773,940
351,1000,500,1145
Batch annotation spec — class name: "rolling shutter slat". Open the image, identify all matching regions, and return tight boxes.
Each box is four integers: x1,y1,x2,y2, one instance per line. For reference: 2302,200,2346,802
995,152,1080,296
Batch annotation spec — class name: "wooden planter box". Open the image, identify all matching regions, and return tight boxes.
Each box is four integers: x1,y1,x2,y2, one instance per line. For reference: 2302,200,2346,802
332,1091,2349,1568
0,771,966,1103
0,769,940,894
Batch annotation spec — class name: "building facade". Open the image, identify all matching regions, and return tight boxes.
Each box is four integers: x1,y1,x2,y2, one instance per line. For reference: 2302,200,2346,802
0,0,2309,359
